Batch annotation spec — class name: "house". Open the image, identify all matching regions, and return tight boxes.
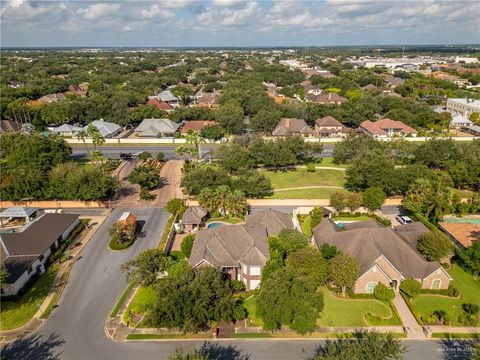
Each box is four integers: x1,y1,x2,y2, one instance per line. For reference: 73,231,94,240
0,213,80,296
37,93,66,104
267,93,290,105
68,84,88,97
383,75,405,88
450,114,474,129
438,222,480,249
305,92,347,105
181,206,208,232
446,98,480,118
158,90,179,107
272,118,314,137
49,124,83,137
361,84,378,91
312,219,452,293
315,116,350,138
303,81,322,95
147,98,173,113
134,118,180,138
461,124,480,136
430,72,469,86
180,120,217,135
84,119,121,138
189,209,294,290
359,118,417,138
193,91,221,109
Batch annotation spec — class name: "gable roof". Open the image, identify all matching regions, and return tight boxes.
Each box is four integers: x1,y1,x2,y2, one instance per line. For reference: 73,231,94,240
305,92,347,104
438,222,480,248
182,206,208,225
159,90,178,102
451,114,474,126
312,219,444,280
272,118,313,136
0,207,38,218
246,209,294,236
315,116,344,128
135,118,180,136
196,91,220,105
360,118,417,136
51,124,83,133
147,98,173,112
181,120,217,134
85,119,121,137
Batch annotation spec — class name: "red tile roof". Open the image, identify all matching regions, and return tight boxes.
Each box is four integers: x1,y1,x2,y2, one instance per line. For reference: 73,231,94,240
181,120,217,134
360,118,417,136
147,98,173,112
439,222,480,248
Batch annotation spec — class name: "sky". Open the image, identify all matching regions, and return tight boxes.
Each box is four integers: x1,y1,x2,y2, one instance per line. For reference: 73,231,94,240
1,0,479,47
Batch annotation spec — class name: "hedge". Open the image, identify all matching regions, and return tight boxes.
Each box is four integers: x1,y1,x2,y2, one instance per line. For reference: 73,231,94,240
109,236,135,251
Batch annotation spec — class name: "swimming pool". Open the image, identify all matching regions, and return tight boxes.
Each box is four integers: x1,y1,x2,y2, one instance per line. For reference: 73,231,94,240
206,222,227,229
443,218,480,225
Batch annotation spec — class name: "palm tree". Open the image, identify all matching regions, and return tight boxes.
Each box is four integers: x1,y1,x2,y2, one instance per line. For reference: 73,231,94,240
197,188,219,213
77,130,90,157
185,130,206,161
226,190,247,218
87,124,105,151
215,185,231,218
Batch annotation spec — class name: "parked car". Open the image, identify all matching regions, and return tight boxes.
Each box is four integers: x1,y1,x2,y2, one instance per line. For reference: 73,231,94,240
120,152,133,159
396,215,413,224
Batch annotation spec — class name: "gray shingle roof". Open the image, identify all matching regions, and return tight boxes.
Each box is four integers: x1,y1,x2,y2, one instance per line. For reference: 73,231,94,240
85,120,121,138
159,90,178,102
182,206,208,225
0,207,38,218
135,118,180,136
312,219,443,280
246,209,294,236
272,118,313,136
51,124,83,133
315,116,343,127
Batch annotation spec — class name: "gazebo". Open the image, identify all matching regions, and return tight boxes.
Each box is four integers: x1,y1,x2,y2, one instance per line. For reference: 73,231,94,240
0,207,39,226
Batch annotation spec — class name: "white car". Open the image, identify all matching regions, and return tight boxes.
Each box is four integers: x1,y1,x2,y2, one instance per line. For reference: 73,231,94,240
396,215,413,224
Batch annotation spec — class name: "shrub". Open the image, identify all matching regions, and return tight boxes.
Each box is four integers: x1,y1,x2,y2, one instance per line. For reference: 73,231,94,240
231,280,246,292
309,207,324,228
211,210,221,218
417,232,452,262
156,152,165,162
234,301,247,320
139,187,155,200
320,243,337,260
138,151,152,161
400,278,421,299
306,163,316,172
373,282,395,302
447,285,460,297
374,216,392,227
458,313,478,326
462,303,479,315
180,234,195,258
165,198,186,216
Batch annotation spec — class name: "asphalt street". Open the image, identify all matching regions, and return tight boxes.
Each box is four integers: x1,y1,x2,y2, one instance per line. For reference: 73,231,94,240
70,144,335,160
1,207,462,360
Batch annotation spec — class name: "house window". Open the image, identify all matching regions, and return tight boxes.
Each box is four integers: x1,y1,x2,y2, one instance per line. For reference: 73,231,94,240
250,280,260,290
432,279,441,289
250,266,261,276
366,282,378,294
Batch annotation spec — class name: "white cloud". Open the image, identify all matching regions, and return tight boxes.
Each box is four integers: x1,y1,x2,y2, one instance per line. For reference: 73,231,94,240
77,3,120,21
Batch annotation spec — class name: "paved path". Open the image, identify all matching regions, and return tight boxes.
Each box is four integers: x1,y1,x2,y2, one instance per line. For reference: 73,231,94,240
393,292,426,339
297,165,346,171
155,160,184,206
273,185,344,192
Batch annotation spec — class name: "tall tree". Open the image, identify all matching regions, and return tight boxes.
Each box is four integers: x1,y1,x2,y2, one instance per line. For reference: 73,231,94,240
328,253,359,297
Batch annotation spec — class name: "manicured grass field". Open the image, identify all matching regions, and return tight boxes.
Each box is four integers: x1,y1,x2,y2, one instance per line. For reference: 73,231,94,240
317,290,399,327
319,158,347,169
0,267,58,331
300,215,313,236
123,286,159,323
261,168,346,189
244,295,263,327
412,265,480,326
268,188,344,199
450,188,475,199
333,215,373,222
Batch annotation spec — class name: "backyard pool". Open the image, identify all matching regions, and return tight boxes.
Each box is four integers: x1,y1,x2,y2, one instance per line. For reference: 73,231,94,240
443,218,480,225
206,222,228,229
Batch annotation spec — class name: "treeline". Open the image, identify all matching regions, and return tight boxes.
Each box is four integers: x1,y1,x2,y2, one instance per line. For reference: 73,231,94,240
0,133,117,201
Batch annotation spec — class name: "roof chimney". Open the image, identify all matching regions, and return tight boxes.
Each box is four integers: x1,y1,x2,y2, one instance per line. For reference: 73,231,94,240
285,118,290,127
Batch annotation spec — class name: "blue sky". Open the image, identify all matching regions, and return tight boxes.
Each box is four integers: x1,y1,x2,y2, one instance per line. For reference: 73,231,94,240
1,0,479,47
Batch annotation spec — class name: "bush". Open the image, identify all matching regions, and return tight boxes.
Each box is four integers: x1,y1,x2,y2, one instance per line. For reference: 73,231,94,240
447,285,460,297
138,151,152,161
165,198,186,216
373,282,395,302
462,303,479,315
211,210,221,218
400,278,421,299
109,235,135,251
180,234,195,258
234,301,247,320
156,152,165,162
169,250,185,262
458,313,478,326
306,163,316,172
139,187,155,201
231,280,246,292
309,207,324,228
417,232,452,262
373,215,392,227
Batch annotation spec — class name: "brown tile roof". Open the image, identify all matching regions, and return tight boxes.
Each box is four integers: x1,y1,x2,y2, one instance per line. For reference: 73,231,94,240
0,120,20,132
438,222,480,248
272,118,313,136
180,120,217,134
147,98,173,112
360,118,417,136
305,92,347,104
312,219,444,280
315,116,343,127
246,209,294,236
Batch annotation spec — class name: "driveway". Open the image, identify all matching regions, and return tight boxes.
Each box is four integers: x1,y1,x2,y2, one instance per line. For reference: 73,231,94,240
155,160,184,206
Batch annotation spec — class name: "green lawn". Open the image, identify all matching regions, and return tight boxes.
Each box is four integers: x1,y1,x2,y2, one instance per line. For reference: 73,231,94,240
318,290,399,327
450,188,475,199
300,215,313,236
319,158,347,169
261,168,345,189
122,286,159,324
0,267,58,331
333,215,374,222
268,188,345,199
244,295,263,327
412,265,480,326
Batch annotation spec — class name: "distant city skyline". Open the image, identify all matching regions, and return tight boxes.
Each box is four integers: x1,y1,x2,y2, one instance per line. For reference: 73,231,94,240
1,0,479,48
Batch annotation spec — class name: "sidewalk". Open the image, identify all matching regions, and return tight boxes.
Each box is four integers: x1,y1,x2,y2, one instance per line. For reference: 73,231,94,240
1,215,108,343
392,292,425,339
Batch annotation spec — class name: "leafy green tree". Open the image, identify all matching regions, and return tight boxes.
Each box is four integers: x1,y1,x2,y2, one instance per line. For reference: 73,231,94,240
328,253,359,297
232,170,273,198
455,242,480,276
373,283,395,302
310,207,324,228
286,247,328,286
197,188,220,212
156,152,165,162
181,166,230,196
165,198,186,216
214,143,254,173
76,129,90,156
416,232,452,262
138,151,152,161
181,234,195,258
86,123,105,151
200,124,225,141
269,229,310,260
225,189,248,217
250,108,281,133
363,187,386,213
215,101,244,133
147,267,239,332
400,278,421,299
330,191,348,212
346,192,363,212
120,249,173,286
312,331,406,360
320,244,337,260
256,267,324,334
128,165,159,190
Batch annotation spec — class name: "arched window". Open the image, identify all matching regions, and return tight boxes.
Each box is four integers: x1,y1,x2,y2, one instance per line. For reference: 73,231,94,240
366,282,377,294
432,279,441,289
